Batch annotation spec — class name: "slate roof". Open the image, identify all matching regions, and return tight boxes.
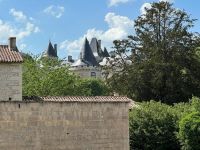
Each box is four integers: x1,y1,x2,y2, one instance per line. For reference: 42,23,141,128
0,45,23,63
72,38,98,67
103,47,110,57
90,38,103,56
44,41,57,58
23,96,131,103
90,38,104,61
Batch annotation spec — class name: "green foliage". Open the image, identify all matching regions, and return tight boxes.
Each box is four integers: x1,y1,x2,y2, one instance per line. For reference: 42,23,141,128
22,56,109,96
129,97,200,150
178,112,200,150
75,78,110,96
23,56,77,96
129,101,180,150
173,97,200,119
107,1,200,104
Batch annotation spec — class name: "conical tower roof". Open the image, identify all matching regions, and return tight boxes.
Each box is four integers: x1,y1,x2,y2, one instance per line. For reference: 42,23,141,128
90,38,98,54
81,38,98,66
46,41,57,57
103,47,110,57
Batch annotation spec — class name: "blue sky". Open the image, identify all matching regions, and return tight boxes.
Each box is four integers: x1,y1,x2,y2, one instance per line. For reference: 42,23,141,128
0,0,200,59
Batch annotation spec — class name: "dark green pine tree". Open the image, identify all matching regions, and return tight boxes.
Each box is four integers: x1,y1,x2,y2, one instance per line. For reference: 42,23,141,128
107,1,200,104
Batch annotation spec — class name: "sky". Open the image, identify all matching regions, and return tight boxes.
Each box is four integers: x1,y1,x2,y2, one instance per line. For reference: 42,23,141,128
0,0,200,59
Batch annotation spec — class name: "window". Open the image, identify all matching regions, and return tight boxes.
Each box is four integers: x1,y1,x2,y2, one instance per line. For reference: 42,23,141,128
91,72,96,78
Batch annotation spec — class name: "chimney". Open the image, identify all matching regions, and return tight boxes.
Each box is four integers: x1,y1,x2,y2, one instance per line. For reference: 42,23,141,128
97,40,101,48
68,55,73,62
9,37,17,51
54,44,57,56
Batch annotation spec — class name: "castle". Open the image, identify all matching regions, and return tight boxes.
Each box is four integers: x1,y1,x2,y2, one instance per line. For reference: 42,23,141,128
0,37,131,150
42,37,110,78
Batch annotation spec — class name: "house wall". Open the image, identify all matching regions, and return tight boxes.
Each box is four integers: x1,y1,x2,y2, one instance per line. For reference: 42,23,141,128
70,67,102,78
0,63,22,101
0,102,129,150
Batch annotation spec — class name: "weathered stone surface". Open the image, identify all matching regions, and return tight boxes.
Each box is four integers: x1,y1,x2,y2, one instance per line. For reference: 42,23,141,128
0,102,129,150
70,66,102,78
0,63,22,101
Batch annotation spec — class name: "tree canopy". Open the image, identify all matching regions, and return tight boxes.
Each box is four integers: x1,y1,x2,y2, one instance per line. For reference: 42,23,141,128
22,56,110,97
107,1,200,104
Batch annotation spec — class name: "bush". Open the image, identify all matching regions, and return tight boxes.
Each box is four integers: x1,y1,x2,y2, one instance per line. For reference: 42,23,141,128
178,112,200,150
129,97,200,150
129,101,180,150
75,78,110,96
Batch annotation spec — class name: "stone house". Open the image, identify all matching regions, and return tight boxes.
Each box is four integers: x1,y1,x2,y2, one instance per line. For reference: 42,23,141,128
0,37,23,101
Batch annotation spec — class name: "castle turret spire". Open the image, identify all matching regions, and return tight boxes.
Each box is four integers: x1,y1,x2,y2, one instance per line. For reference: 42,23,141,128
44,41,58,58
81,38,98,66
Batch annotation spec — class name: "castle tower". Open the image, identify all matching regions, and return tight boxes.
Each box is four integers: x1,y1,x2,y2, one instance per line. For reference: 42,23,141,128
42,41,58,58
70,38,101,78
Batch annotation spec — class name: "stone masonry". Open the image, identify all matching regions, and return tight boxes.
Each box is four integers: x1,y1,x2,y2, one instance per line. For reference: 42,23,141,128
0,63,22,101
0,101,130,150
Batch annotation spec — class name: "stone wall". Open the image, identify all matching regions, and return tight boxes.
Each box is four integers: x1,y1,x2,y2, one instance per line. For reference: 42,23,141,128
70,66,102,78
0,63,22,101
0,102,129,150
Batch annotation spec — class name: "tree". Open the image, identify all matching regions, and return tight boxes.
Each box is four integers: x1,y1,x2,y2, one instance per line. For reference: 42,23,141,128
107,1,200,104
23,56,110,96
129,101,180,150
22,56,78,96
75,78,110,96
178,112,200,150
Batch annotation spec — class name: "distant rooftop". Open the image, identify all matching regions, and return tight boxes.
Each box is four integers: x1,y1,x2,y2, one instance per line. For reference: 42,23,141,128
71,37,111,67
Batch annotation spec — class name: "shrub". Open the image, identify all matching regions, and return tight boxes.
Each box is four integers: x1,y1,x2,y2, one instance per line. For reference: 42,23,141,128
129,101,180,150
178,112,200,150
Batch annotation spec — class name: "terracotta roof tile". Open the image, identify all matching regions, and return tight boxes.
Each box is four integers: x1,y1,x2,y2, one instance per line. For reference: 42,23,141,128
0,45,23,63
40,96,131,103
129,100,138,109
23,96,131,103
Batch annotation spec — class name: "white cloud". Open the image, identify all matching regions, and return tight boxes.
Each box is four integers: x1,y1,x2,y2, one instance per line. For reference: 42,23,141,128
0,8,40,43
140,0,174,15
9,8,27,22
43,5,65,18
140,3,152,15
16,22,40,39
108,0,131,7
59,12,134,58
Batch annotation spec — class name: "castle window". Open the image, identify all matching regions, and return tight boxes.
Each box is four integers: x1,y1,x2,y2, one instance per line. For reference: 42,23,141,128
91,72,96,78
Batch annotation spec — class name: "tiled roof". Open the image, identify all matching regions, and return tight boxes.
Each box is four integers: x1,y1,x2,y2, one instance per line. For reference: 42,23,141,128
0,45,23,63
31,96,131,103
